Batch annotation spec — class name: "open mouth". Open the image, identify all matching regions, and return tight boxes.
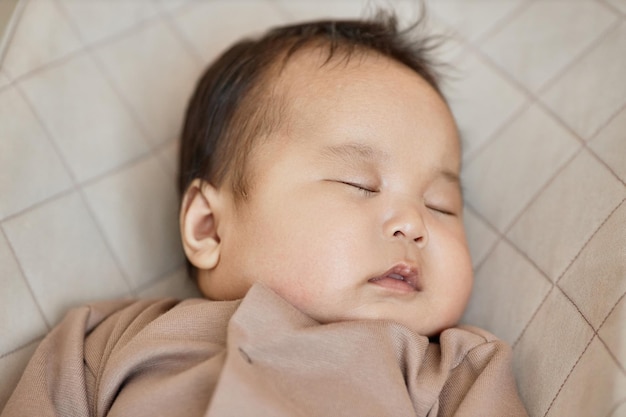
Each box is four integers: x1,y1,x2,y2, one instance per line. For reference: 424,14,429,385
368,264,421,293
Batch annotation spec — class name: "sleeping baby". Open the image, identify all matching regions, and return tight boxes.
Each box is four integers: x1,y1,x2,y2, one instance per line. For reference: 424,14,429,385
2,10,528,417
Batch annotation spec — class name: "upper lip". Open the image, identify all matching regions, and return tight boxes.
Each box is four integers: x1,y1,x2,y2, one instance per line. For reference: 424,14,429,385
368,263,422,291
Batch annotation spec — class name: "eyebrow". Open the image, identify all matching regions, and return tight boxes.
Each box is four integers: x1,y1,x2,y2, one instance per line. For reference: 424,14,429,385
440,169,460,185
319,141,462,187
318,142,390,165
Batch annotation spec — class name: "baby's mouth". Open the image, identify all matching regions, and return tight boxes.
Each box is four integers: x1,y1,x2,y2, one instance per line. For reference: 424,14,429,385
368,264,421,293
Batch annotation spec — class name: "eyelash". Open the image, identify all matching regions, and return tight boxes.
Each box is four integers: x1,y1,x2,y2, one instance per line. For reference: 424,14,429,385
427,206,456,216
340,181,378,196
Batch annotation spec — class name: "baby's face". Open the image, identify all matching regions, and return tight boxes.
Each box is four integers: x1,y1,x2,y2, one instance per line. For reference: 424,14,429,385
203,50,473,336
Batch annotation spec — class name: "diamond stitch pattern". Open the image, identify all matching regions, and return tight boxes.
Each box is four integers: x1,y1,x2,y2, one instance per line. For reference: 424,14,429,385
1,1,624,415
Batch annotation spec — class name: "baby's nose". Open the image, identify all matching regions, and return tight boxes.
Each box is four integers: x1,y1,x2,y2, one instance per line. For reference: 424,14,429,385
385,202,428,247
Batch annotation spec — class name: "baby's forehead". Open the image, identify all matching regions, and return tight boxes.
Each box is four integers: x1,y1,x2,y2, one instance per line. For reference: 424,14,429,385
265,47,436,127
270,47,446,118
272,46,402,92
256,46,459,156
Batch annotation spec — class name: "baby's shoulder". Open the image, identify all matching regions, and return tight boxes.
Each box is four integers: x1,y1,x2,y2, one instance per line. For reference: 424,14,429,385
80,296,239,338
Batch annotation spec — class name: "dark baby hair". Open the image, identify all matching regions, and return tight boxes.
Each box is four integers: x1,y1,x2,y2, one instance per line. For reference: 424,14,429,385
177,9,443,201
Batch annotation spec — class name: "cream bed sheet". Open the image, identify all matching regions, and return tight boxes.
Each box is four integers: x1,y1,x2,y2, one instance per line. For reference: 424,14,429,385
1,1,625,416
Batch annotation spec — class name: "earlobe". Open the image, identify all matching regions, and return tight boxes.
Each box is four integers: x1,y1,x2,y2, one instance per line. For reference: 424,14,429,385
180,179,223,270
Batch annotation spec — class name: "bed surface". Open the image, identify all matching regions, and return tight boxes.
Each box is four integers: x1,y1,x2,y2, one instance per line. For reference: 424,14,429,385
1,1,625,416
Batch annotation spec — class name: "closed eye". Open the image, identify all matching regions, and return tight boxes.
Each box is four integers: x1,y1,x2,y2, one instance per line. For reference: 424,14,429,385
427,205,457,216
338,181,378,196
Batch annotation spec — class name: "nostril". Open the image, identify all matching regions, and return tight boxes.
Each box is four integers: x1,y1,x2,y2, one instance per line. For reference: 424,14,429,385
392,228,426,245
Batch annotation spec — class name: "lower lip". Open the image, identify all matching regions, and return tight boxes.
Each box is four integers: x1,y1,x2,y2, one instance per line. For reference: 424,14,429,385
369,277,417,293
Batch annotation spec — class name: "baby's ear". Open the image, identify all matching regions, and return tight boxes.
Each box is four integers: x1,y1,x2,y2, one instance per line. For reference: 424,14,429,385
180,179,223,271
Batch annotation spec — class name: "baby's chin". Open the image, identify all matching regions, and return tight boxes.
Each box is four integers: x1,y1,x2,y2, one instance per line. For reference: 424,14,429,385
252,281,467,337
309,305,459,338
384,317,458,338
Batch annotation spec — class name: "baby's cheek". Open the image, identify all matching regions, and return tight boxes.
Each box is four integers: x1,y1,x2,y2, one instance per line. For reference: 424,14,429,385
263,275,311,305
271,282,333,322
450,270,474,322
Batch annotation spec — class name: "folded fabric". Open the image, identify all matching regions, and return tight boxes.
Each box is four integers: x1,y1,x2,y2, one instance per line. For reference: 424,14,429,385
1,283,527,417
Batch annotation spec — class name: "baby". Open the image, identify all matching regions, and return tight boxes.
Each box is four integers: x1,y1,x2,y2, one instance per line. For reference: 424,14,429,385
2,11,528,417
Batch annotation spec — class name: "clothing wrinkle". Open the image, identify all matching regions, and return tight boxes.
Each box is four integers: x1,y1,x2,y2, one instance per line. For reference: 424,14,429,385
1,283,528,417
